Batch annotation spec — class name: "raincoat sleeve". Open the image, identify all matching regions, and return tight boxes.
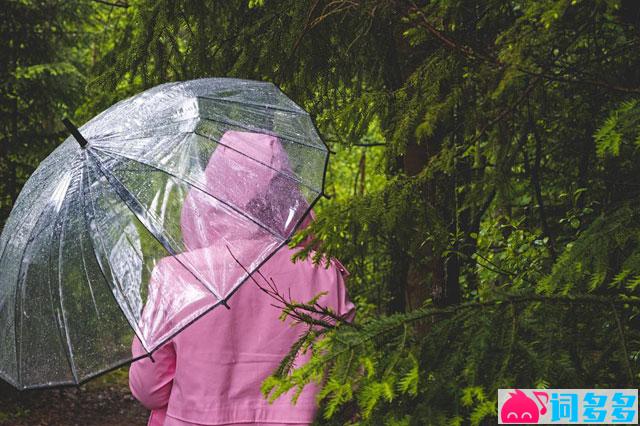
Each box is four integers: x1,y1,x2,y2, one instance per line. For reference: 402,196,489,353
329,258,356,322
129,337,176,410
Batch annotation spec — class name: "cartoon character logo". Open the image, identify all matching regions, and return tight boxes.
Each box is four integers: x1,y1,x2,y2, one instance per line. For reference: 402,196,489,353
501,389,548,423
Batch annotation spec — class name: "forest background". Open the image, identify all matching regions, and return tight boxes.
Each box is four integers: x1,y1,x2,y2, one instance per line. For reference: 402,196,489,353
2,1,640,425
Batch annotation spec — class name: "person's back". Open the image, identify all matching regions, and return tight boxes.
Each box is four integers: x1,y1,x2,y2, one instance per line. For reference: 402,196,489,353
130,246,354,426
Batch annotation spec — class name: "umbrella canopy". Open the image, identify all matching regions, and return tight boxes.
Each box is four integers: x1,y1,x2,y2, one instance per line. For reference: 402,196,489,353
0,78,328,390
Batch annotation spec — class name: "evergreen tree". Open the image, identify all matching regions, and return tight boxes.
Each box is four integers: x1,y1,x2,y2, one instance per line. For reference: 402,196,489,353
3,0,640,424
0,1,90,217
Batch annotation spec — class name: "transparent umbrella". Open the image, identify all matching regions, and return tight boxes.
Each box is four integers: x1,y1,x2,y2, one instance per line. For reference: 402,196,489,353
0,78,328,389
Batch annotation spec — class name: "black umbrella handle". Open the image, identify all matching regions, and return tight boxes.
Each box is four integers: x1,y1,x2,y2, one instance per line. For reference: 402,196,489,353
62,118,89,148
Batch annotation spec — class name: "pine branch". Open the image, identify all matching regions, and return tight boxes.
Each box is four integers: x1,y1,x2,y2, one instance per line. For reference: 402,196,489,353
314,292,640,362
408,2,640,94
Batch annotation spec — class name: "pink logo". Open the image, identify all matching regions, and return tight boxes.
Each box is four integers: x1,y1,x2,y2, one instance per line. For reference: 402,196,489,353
500,389,549,423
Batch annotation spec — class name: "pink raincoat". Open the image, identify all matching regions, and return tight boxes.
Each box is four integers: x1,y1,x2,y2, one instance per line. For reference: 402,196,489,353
129,131,355,426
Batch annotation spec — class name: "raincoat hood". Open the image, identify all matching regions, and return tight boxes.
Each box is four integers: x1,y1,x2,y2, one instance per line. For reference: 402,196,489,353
180,130,312,251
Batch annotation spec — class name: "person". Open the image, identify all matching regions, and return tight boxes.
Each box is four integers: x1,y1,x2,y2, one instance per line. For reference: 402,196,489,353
128,130,355,426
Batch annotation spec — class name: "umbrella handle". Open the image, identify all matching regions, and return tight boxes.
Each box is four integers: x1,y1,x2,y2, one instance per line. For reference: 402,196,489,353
62,118,89,148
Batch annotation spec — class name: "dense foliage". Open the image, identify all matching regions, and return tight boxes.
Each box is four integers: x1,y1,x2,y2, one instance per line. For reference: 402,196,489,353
2,0,640,424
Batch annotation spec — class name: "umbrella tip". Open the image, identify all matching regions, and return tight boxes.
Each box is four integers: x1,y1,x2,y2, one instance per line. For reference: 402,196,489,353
62,118,89,148
221,300,231,310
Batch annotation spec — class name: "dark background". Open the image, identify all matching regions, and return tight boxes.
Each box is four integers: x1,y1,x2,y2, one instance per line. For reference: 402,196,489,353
1,1,640,424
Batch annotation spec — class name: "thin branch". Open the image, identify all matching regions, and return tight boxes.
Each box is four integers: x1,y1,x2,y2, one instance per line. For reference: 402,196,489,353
353,142,386,147
527,104,557,260
514,66,640,95
409,2,493,62
472,76,542,144
610,301,635,386
92,0,129,8
226,245,357,329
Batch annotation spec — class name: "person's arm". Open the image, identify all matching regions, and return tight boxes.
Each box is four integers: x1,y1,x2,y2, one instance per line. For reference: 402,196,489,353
129,337,176,410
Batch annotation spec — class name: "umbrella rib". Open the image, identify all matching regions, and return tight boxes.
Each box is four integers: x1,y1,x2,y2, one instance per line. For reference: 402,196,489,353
0,170,63,279
86,150,228,305
92,147,289,242
80,159,148,348
191,130,321,194
197,94,304,114
197,114,326,153
78,219,101,319
89,117,198,142
11,190,64,387
47,174,80,383
93,131,191,145
120,231,157,291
